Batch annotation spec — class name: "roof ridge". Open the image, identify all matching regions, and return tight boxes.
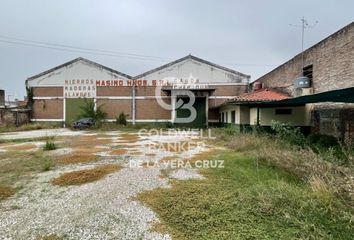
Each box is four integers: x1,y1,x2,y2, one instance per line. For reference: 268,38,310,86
26,57,132,81
134,54,250,79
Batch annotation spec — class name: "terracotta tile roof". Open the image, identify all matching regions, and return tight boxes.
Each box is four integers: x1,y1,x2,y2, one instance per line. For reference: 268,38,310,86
233,88,289,102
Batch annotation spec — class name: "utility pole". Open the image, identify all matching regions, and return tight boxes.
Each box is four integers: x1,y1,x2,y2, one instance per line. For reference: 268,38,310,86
290,17,318,73
301,16,307,70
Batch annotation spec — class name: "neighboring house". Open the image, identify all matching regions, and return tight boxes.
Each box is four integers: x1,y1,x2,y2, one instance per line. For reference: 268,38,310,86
26,55,250,128
221,21,354,139
219,88,312,132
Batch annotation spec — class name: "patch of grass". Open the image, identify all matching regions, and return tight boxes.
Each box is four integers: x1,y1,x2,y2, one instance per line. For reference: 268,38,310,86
35,234,63,240
0,136,59,144
138,150,354,239
0,123,61,133
42,158,54,171
56,153,97,165
119,133,140,143
0,185,15,200
110,148,128,155
0,151,56,187
52,164,122,186
213,129,354,207
43,137,57,151
3,143,37,151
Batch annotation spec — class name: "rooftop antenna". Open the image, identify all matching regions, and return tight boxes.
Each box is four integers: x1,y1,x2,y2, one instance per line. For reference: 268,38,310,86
290,17,318,73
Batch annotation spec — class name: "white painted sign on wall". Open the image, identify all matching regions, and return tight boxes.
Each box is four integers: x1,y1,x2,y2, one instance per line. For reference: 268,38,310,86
64,79,96,98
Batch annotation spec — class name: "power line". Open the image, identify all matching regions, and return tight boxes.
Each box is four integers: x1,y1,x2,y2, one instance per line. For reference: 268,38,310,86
0,35,170,61
0,34,279,67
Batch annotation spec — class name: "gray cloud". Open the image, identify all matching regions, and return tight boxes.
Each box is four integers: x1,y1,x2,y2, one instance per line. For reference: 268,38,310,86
0,0,353,99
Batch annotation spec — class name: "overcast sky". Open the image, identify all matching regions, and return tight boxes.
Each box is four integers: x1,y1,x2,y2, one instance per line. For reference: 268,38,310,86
0,0,353,99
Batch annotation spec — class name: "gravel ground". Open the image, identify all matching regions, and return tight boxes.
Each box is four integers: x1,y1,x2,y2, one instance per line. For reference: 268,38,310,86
0,128,88,140
0,129,209,240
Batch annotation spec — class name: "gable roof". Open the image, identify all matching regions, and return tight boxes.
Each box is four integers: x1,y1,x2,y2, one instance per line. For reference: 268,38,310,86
134,54,250,79
26,57,132,81
232,88,289,102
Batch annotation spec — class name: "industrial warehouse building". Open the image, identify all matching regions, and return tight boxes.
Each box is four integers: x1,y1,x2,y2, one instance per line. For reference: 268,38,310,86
26,55,250,127
25,21,353,137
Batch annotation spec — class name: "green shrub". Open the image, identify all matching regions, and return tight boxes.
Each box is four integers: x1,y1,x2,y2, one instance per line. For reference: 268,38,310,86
43,137,56,151
42,158,54,171
270,120,305,147
79,98,107,126
116,112,128,126
307,134,339,148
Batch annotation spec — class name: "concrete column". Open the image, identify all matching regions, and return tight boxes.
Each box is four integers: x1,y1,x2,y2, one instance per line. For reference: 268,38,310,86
132,86,136,125
171,92,176,123
63,97,66,127
205,93,209,128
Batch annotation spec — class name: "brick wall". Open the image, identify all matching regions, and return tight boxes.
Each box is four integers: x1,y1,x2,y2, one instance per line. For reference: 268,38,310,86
312,106,354,141
135,87,168,96
97,86,132,96
0,109,30,126
32,99,63,119
136,99,171,120
31,84,248,122
97,99,132,119
258,22,354,96
211,85,248,96
33,87,63,97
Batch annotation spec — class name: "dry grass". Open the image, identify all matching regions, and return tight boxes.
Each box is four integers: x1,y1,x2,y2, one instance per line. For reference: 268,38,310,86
215,131,354,208
52,164,122,186
145,153,156,157
73,148,105,154
309,176,337,203
150,221,170,235
159,169,172,179
110,148,128,155
118,133,140,143
0,185,15,200
35,235,62,240
4,143,37,151
72,135,112,147
56,153,97,165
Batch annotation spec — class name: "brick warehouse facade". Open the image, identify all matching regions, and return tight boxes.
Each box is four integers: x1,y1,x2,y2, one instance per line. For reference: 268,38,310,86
256,21,354,138
26,55,250,127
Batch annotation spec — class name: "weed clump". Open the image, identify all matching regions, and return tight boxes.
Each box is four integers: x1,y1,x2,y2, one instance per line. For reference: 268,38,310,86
52,164,121,186
116,112,129,126
0,185,15,200
56,154,97,165
42,158,54,171
43,137,57,151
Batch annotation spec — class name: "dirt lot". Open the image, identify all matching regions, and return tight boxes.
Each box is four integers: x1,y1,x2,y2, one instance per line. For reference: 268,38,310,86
0,128,210,240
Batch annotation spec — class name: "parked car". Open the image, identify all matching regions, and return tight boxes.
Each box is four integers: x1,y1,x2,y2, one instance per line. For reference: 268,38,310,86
73,118,95,130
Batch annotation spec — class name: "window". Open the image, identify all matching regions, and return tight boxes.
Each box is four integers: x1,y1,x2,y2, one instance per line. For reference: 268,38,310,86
225,112,228,123
303,64,313,82
275,109,292,115
221,112,225,123
231,110,236,123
